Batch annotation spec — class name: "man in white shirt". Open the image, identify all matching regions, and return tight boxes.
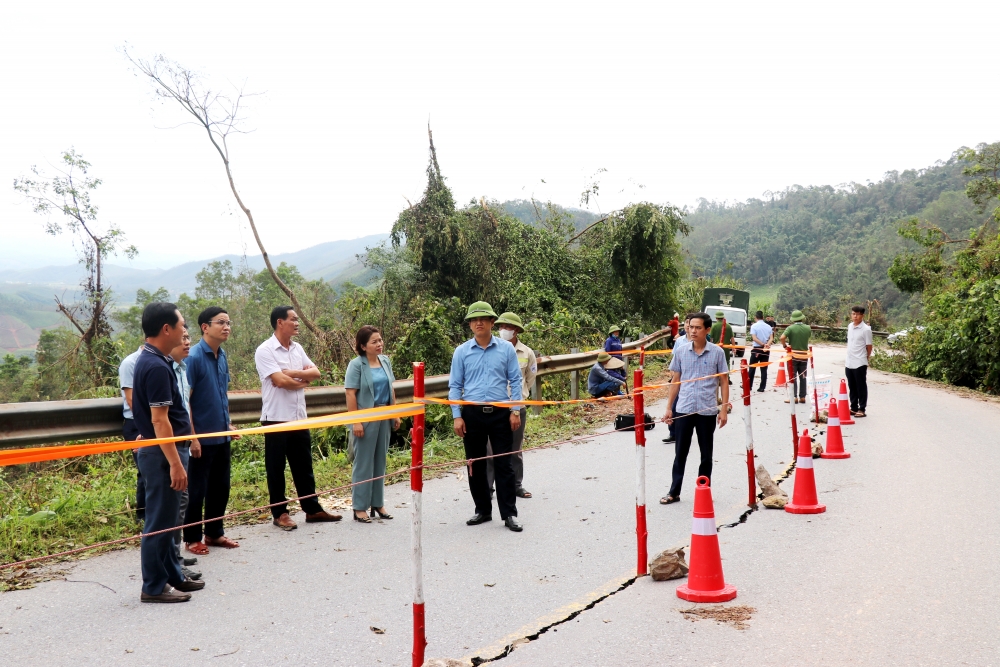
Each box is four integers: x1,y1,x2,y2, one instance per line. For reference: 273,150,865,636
845,305,874,417
254,306,341,530
747,311,774,392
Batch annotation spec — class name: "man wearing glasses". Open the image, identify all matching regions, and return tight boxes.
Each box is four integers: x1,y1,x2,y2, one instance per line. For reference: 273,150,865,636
183,307,241,555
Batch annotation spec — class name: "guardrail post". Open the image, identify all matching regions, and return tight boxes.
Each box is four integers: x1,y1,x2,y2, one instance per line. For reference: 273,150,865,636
411,363,427,667
740,359,756,507
531,374,542,416
569,348,579,400
633,363,647,576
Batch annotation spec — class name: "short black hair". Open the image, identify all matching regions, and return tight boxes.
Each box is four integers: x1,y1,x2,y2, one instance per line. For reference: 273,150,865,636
141,302,180,338
270,305,294,330
690,312,713,329
851,305,866,315
755,310,764,319
198,306,228,329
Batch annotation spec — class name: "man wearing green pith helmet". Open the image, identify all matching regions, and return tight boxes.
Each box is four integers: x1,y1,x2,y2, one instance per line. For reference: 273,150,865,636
486,312,536,499
448,301,526,532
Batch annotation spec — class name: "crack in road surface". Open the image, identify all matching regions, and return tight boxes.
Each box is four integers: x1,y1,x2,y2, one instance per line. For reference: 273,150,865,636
470,435,809,665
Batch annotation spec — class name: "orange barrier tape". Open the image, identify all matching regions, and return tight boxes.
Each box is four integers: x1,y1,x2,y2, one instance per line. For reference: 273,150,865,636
0,403,423,467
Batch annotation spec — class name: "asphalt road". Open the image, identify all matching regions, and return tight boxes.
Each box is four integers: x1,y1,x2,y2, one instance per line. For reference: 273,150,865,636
1,345,997,666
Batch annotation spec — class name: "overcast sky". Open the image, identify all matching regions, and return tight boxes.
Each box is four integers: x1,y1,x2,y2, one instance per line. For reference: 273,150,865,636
3,0,997,270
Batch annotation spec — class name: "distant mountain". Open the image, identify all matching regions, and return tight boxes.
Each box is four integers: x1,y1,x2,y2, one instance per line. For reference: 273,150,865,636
0,234,388,353
501,200,603,232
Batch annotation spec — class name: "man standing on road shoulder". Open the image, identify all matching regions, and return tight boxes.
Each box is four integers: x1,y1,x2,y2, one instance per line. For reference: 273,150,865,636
184,307,240,555
747,311,773,392
449,301,525,532
845,305,873,417
132,302,204,603
662,314,694,445
487,312,536,500
780,310,811,404
660,313,729,505
254,306,342,531
119,344,145,522
167,327,202,582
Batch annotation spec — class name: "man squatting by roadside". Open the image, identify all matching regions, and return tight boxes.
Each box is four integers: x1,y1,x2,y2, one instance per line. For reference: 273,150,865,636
449,301,525,532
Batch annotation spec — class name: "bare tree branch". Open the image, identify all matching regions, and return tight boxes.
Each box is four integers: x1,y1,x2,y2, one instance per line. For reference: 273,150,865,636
124,49,324,339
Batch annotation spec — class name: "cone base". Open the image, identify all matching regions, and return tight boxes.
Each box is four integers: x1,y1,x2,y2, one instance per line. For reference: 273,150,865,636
820,452,850,459
785,502,826,514
676,583,737,603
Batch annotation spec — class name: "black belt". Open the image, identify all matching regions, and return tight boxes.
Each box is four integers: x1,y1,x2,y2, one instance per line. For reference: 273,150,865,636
464,405,518,414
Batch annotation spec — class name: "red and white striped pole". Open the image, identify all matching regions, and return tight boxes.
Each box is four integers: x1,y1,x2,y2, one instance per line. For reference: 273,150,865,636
809,345,820,423
410,362,427,667
633,349,647,577
785,347,798,461
739,359,756,507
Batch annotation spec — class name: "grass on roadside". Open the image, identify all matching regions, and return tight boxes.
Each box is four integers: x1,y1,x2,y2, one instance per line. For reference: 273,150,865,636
0,357,673,587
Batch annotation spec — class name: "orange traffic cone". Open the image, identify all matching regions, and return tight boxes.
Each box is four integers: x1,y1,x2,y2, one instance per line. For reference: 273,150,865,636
785,429,827,514
821,398,850,459
676,476,737,602
775,363,787,389
837,379,855,425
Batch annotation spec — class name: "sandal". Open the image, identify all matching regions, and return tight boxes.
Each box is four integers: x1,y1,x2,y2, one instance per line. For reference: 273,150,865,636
370,507,394,520
185,541,209,556
659,495,679,505
854,410,866,418
353,511,372,523
515,487,533,499
205,536,240,549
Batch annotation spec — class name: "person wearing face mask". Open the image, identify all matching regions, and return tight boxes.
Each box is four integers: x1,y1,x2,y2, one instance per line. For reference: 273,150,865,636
487,312,537,499
604,325,626,382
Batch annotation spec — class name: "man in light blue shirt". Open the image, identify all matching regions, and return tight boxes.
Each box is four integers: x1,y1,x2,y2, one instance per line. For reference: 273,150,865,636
747,310,774,392
660,312,729,504
449,301,525,532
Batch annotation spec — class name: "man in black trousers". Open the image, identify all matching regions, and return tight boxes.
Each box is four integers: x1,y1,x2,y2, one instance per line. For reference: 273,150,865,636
449,301,526,532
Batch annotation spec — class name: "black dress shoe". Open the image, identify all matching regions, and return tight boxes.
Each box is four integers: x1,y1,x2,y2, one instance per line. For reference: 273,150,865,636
662,436,675,443
174,577,206,592
183,557,198,566
504,516,523,532
466,513,493,526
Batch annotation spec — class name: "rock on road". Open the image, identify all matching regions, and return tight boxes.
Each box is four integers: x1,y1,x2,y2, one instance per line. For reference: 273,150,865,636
0,345,998,666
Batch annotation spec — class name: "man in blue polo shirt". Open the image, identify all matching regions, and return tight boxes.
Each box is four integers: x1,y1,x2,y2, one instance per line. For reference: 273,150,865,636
132,302,205,603
449,301,525,532
183,306,240,554
660,312,729,505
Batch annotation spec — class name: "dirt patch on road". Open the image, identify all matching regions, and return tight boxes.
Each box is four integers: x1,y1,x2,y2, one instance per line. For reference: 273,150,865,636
679,605,756,630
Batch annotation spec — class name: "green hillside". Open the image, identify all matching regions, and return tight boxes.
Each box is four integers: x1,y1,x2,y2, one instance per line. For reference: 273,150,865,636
682,153,989,324
0,290,65,354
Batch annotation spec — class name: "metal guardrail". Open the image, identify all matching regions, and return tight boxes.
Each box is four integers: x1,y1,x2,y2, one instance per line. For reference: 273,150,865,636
0,329,669,449
771,323,889,338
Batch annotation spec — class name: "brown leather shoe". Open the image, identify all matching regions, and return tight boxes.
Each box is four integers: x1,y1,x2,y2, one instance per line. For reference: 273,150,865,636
174,577,206,592
140,585,191,603
273,513,297,531
305,510,342,523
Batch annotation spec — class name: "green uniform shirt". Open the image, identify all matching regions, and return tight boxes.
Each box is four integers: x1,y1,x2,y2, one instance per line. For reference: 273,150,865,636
783,322,811,351
710,319,735,363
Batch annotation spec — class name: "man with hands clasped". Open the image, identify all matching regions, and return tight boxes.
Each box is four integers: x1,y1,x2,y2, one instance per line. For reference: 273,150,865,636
449,301,525,532
660,312,729,506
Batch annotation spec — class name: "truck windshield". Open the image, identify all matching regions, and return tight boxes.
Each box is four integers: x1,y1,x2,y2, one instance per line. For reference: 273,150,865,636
711,310,746,326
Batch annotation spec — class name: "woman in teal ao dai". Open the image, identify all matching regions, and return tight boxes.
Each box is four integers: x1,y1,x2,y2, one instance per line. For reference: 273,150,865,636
344,326,400,523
